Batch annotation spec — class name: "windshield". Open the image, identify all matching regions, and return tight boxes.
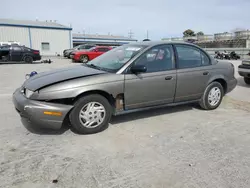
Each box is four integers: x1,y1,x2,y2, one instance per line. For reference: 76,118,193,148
86,47,96,51
85,44,147,72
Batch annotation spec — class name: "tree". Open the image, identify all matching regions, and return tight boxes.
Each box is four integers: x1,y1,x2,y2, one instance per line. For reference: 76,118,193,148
183,29,196,37
196,31,204,36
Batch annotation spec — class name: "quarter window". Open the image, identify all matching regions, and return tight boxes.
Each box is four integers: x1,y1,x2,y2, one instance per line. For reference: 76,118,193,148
175,45,210,68
201,51,210,65
134,45,174,73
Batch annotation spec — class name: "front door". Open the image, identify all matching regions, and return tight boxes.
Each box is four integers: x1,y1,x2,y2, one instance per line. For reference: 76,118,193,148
174,44,212,102
124,44,177,110
10,46,23,62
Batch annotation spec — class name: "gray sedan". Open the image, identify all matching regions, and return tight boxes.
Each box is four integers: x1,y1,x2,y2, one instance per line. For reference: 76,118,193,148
12,41,237,134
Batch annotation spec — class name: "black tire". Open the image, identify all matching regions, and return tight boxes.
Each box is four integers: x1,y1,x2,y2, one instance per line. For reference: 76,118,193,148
244,77,250,85
199,82,224,110
69,94,112,134
24,56,33,63
80,55,89,63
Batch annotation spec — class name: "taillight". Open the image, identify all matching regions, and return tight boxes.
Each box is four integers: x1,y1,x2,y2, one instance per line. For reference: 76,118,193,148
33,51,39,54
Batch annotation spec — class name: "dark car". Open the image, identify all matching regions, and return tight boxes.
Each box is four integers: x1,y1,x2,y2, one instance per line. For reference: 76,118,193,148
63,44,96,58
0,45,41,63
13,41,237,134
238,59,250,84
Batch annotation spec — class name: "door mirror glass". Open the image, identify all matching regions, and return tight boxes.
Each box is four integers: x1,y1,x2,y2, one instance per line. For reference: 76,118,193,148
130,65,147,74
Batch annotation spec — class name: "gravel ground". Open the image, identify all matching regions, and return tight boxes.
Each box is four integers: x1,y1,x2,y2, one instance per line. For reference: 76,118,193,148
0,58,250,188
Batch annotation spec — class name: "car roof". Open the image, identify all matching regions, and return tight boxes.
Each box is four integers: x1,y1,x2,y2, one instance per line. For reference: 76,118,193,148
95,46,112,48
128,41,200,48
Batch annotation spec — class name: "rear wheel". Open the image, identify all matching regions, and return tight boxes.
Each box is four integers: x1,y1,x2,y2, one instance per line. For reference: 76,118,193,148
69,94,112,134
80,55,89,63
199,82,224,110
24,56,33,63
244,77,250,85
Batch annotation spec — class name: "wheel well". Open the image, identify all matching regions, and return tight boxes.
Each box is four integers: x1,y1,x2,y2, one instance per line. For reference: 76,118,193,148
80,54,89,59
22,54,32,60
73,90,116,107
213,78,227,93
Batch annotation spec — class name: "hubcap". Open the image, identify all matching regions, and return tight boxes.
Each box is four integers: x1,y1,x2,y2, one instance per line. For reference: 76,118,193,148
79,102,106,128
81,56,88,63
208,87,221,106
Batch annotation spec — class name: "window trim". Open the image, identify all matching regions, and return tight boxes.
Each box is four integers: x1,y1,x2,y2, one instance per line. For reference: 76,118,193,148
173,44,211,69
125,44,176,74
41,42,50,51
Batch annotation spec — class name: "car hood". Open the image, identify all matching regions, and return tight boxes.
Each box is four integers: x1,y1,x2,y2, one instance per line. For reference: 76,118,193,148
23,65,107,91
65,49,74,53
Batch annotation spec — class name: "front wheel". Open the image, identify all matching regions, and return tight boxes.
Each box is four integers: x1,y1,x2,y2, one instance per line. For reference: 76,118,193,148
80,55,89,63
69,94,112,134
199,82,224,110
244,77,250,85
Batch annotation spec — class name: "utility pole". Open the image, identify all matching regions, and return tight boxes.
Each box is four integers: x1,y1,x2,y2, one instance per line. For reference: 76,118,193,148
128,30,134,38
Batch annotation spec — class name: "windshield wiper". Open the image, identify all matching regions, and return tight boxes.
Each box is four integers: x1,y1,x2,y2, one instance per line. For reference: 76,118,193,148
84,63,101,70
84,63,114,73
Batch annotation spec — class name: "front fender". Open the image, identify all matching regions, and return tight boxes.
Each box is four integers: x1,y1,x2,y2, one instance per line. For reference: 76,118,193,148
31,74,125,100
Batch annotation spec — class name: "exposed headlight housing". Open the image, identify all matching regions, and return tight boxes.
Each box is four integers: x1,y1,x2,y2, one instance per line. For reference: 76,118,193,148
25,88,34,98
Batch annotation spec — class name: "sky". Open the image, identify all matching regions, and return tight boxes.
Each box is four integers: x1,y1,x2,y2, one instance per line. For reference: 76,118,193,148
1,0,250,40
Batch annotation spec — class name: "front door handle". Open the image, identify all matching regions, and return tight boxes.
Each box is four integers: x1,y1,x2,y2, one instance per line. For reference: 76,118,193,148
165,76,173,80
203,71,209,75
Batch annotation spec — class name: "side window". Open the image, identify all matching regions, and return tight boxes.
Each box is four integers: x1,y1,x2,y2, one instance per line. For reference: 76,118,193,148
13,46,22,51
134,45,174,73
0,46,10,50
98,48,109,52
175,45,202,69
79,45,87,49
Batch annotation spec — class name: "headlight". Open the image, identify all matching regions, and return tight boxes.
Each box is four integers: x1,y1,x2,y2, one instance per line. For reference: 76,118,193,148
25,89,34,98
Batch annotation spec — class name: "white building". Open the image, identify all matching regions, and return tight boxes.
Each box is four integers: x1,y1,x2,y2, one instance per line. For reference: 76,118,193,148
72,33,137,46
0,18,72,55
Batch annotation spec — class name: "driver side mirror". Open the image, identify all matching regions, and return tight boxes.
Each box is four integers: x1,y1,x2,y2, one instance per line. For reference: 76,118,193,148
130,65,147,74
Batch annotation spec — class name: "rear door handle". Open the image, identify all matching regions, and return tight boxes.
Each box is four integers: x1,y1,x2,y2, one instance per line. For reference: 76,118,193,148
165,76,173,80
203,71,209,75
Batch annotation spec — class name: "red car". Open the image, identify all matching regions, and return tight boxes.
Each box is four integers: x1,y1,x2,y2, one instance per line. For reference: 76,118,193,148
71,46,112,63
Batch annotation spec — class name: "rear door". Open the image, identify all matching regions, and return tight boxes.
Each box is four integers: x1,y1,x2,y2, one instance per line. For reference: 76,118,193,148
124,44,177,109
174,44,212,102
10,46,23,62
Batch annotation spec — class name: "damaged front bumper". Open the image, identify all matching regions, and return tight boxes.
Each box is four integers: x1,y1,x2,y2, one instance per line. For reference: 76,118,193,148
12,88,73,130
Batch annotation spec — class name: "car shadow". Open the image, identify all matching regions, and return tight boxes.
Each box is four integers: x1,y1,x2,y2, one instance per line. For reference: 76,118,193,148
21,103,197,135
237,77,250,88
110,103,196,125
